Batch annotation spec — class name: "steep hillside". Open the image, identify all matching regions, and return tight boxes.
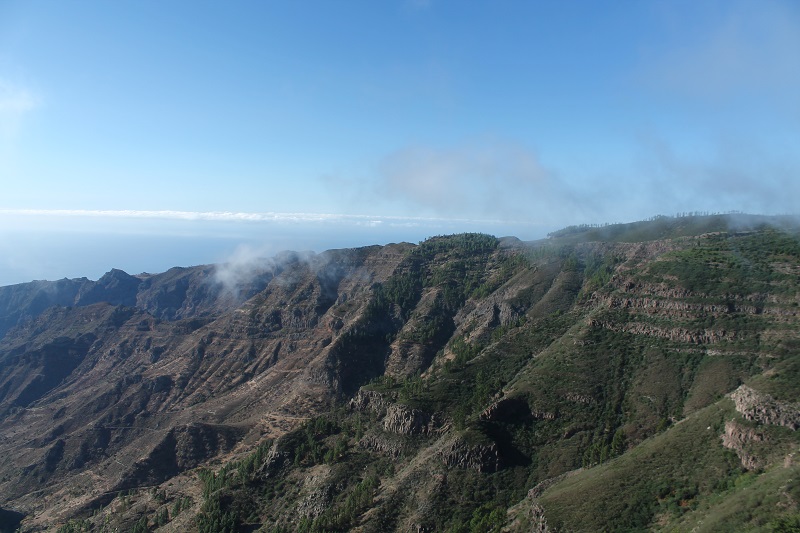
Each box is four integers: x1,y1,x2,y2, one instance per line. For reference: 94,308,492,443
1,214,799,532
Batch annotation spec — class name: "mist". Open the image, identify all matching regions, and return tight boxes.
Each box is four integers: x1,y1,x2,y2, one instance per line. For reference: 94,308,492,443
0,212,552,287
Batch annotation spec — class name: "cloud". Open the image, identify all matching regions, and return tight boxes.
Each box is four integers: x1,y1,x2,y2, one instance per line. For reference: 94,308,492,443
0,81,36,114
622,1,800,220
644,1,800,101
212,243,279,297
373,140,581,223
0,80,38,138
634,132,800,216
0,208,507,226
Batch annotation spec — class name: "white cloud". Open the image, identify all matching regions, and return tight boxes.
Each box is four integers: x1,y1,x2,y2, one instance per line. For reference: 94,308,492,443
0,82,36,114
644,1,800,101
625,1,800,219
0,208,508,226
212,243,280,297
0,80,38,138
633,132,800,216
372,139,588,224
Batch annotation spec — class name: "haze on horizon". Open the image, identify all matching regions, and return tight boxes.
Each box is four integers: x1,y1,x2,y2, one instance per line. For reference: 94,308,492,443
1,0,798,286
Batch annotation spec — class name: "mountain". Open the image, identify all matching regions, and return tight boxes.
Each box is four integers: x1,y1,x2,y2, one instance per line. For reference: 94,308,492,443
1,213,799,532
0,257,283,339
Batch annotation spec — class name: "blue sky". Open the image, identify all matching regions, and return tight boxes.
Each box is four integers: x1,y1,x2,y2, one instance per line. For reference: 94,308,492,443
0,0,799,285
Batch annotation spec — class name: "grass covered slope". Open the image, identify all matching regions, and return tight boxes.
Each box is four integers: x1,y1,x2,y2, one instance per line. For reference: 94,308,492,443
534,395,800,532
523,217,800,532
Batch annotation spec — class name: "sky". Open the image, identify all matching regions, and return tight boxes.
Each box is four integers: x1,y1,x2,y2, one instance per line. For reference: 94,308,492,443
0,0,798,285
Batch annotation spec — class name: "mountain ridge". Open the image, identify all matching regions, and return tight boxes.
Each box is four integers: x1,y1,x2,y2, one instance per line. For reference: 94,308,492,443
1,213,799,532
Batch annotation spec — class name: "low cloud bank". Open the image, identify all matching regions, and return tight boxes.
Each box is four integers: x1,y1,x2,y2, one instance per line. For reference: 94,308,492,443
0,209,510,226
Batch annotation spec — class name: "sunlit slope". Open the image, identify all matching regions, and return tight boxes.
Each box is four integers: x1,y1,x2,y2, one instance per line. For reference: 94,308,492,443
3,214,800,531
173,216,799,532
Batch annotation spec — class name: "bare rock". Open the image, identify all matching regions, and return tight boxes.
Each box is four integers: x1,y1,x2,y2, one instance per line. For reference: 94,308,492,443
438,434,502,473
358,432,404,458
383,404,431,435
721,420,766,470
296,465,333,519
349,389,391,415
257,440,292,479
730,385,800,430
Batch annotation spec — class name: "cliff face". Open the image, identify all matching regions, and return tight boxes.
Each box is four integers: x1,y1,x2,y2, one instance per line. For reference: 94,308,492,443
730,385,800,430
1,215,800,532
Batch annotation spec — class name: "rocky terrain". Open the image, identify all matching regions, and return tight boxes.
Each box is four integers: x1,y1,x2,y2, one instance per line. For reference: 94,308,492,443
0,213,799,532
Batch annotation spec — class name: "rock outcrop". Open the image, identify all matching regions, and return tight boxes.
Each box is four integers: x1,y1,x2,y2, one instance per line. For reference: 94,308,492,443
295,466,333,519
351,389,444,436
438,434,502,473
349,389,392,415
383,404,439,435
730,385,800,430
358,432,405,458
721,420,766,470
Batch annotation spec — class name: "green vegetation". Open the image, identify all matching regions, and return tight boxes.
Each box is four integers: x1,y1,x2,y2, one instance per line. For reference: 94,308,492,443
46,218,800,532
539,402,743,531
580,251,623,296
244,221,800,531
296,474,379,532
335,233,512,392
171,495,193,516
644,228,800,297
444,503,506,533
130,515,148,533
56,520,92,533
546,212,798,243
